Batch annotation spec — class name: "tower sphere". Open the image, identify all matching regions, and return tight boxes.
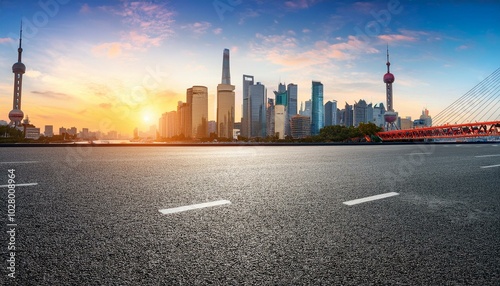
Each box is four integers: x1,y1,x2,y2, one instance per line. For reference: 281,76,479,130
12,62,26,74
384,111,398,123
383,72,394,83
9,109,24,122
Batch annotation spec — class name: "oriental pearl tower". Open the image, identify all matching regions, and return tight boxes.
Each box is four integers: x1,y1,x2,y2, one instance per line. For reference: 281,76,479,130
383,46,398,130
9,24,26,127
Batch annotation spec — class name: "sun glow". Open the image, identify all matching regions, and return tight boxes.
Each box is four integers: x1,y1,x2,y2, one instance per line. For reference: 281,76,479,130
142,113,152,124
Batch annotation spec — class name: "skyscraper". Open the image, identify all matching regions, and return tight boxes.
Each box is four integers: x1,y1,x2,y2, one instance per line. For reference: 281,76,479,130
9,25,25,127
266,98,275,137
275,105,286,139
188,86,208,139
290,115,311,139
353,99,368,127
300,99,312,118
249,82,266,138
242,74,254,137
324,100,337,126
311,81,324,135
287,83,298,118
344,102,353,127
217,48,235,139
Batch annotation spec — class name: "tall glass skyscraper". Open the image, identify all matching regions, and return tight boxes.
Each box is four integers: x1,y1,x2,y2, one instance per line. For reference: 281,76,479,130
311,81,324,135
249,82,266,138
242,75,254,138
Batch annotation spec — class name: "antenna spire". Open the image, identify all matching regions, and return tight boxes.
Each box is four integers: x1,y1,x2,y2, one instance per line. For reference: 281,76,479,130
386,44,390,73
18,21,23,62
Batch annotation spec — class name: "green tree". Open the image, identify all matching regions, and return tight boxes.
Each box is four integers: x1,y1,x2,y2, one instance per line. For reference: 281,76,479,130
358,122,382,136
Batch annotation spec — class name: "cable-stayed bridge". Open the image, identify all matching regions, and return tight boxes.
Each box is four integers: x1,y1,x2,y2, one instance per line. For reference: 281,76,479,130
378,67,500,141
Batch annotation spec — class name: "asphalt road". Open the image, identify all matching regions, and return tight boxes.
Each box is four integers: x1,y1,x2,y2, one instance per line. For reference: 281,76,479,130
1,144,499,285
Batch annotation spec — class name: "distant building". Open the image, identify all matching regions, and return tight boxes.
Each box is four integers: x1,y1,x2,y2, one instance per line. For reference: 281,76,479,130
274,82,297,137
68,127,77,136
81,128,89,139
188,85,208,139
400,116,412,130
22,117,40,140
373,103,386,127
324,100,337,126
299,99,312,118
217,49,235,139
420,108,432,126
241,74,255,138
59,127,67,136
290,115,311,139
44,125,53,137
177,101,190,137
274,105,286,139
208,120,216,135
353,99,368,127
311,81,324,135
266,98,275,137
287,83,298,119
249,82,267,138
344,102,353,127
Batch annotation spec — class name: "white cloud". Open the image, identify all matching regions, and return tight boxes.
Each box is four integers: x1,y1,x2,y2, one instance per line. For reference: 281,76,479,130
94,1,175,58
0,38,14,44
182,22,212,35
213,28,223,35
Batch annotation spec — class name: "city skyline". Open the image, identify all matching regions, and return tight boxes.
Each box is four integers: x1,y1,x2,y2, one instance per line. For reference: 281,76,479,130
1,1,499,134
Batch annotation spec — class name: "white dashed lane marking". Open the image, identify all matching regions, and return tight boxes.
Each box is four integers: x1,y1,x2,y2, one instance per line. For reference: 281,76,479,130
159,200,231,214
343,192,399,206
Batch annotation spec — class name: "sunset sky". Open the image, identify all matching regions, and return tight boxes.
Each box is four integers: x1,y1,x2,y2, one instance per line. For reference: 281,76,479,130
0,0,499,135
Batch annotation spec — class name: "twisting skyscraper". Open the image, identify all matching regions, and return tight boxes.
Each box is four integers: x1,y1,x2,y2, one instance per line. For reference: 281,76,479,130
217,49,235,138
9,24,26,127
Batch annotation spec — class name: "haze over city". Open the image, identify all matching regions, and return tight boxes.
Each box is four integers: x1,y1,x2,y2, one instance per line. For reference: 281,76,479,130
0,0,499,135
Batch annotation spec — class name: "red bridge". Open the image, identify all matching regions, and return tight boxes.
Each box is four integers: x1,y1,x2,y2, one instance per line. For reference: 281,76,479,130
377,67,500,141
377,121,500,141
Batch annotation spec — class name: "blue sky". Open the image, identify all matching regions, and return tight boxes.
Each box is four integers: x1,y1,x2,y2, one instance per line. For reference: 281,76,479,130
0,0,499,134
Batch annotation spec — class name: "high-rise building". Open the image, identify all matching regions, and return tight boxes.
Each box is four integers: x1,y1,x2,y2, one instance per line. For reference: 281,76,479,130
159,112,168,138
367,103,373,124
242,74,254,137
274,105,286,139
300,99,312,118
287,83,298,118
344,103,353,127
177,101,190,137
324,100,337,126
373,103,386,127
81,128,89,139
9,25,26,127
188,86,208,138
208,120,216,136
266,98,275,137
290,115,311,139
353,99,368,127
311,81,324,135
249,82,266,138
44,125,53,137
217,49,235,139
167,111,177,137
